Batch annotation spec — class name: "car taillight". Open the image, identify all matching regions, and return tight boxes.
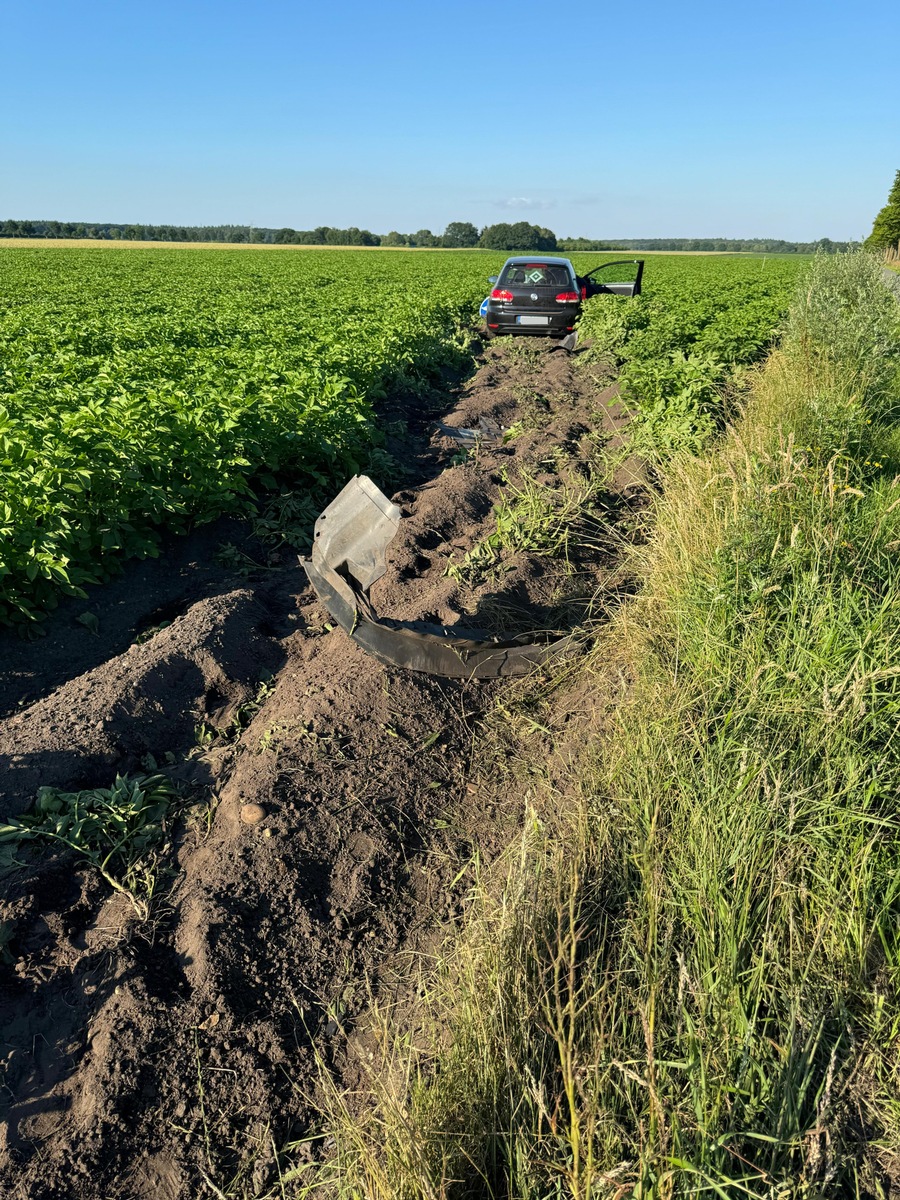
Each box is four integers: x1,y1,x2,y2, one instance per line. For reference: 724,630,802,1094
555,291,580,303
490,288,513,302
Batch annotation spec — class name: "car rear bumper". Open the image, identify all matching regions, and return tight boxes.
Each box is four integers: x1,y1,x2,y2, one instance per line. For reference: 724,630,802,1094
485,303,581,335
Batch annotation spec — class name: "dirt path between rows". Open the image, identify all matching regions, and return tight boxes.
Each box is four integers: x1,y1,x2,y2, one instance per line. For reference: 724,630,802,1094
0,337,644,1199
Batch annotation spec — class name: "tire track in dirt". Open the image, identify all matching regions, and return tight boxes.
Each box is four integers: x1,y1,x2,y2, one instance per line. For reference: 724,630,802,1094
0,338,643,1199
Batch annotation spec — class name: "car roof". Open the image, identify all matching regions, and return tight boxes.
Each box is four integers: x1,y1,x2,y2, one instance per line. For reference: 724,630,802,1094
503,255,573,266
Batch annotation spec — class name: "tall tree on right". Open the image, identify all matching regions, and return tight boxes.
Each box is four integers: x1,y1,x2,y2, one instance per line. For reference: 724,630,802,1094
865,169,900,250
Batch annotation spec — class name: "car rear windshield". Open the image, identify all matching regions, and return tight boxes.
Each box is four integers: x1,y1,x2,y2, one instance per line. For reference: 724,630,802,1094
499,263,572,288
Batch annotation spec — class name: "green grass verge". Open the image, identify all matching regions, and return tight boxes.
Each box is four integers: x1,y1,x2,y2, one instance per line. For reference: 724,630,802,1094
310,255,900,1198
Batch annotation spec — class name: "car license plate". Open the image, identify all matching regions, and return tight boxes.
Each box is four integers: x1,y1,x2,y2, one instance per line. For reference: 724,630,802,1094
517,315,549,325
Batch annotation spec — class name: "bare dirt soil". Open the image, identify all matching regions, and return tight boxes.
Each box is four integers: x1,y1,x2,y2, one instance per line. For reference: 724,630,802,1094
0,337,643,1199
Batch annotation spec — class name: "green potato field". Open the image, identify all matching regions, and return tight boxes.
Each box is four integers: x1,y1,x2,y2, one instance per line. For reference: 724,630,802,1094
0,247,804,625
576,252,805,451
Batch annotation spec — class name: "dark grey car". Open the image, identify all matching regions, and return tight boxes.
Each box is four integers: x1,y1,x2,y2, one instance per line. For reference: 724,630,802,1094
483,255,644,338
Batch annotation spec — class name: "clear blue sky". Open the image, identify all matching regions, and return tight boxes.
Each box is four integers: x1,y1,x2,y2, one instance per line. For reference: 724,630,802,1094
2,0,896,240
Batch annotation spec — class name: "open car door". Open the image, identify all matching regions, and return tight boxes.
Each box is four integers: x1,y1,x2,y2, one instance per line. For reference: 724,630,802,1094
581,259,645,298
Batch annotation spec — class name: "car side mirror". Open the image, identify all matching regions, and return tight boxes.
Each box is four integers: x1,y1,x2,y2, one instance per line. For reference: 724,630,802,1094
487,276,498,284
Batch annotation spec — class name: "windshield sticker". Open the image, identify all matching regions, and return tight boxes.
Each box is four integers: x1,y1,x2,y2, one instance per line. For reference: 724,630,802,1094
524,269,544,284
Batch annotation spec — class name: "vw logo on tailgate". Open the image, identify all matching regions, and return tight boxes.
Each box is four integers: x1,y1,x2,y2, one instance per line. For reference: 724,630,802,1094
530,292,538,301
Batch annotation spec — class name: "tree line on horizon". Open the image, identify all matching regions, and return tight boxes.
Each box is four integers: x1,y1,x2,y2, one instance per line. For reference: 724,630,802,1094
0,219,555,250
0,217,857,255
559,236,858,254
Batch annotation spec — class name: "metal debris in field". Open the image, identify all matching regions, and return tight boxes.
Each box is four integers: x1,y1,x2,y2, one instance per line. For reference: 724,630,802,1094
300,475,573,679
308,473,400,591
433,417,503,447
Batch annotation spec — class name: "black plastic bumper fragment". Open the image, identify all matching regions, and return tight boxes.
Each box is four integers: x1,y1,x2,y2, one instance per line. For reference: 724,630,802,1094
300,475,573,679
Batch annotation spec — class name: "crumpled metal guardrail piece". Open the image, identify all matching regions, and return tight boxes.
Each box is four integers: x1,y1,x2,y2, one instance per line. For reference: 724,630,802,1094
300,476,573,679
433,417,504,447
